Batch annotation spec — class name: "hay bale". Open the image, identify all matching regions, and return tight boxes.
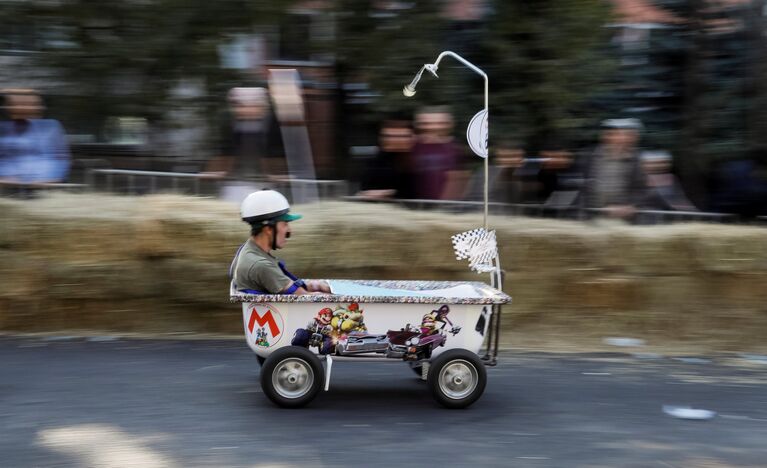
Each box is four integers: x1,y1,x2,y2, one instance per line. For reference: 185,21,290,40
2,193,767,352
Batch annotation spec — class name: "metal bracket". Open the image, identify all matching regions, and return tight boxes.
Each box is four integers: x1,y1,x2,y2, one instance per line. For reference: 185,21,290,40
324,354,333,391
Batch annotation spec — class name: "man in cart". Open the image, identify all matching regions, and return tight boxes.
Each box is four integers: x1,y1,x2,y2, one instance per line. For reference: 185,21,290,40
230,189,330,295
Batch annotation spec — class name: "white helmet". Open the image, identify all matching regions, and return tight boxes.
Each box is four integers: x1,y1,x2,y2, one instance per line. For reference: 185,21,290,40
241,190,302,225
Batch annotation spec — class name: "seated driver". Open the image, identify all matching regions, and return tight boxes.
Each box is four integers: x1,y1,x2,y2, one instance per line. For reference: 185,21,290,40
230,189,330,295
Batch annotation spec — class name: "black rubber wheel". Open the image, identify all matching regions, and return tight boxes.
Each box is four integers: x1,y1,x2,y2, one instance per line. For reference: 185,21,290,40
427,349,487,409
260,346,324,408
256,355,266,367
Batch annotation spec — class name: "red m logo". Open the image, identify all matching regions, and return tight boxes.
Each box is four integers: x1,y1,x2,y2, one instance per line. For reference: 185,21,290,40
248,308,281,337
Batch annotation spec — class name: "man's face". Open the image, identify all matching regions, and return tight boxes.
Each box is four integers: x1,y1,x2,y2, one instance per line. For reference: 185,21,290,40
496,148,524,169
416,112,453,137
5,93,43,120
273,221,291,249
231,101,268,121
602,128,638,150
379,127,413,153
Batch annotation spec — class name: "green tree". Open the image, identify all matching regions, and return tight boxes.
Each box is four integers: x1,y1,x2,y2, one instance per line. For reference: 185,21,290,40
647,0,761,207
480,0,617,152
322,1,448,125
2,0,289,137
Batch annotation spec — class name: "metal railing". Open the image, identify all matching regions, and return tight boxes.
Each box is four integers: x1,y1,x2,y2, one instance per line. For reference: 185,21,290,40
85,168,350,201
0,181,87,197
343,195,765,225
269,176,349,201
87,168,223,196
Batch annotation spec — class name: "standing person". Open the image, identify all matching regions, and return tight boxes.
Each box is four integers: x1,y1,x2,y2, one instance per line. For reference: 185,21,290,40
409,106,464,200
0,88,70,185
491,141,525,203
208,87,284,203
356,119,414,199
584,118,646,221
639,150,697,211
230,189,330,295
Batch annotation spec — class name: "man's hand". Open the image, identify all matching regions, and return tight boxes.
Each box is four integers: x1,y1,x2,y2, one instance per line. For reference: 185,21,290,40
605,204,636,219
306,280,331,294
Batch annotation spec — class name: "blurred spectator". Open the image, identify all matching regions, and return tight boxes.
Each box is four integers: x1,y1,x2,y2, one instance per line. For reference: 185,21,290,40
639,150,698,211
538,143,576,201
409,106,465,200
489,141,525,203
584,118,646,220
206,87,284,203
218,87,284,177
709,157,767,217
0,88,70,185
356,119,414,200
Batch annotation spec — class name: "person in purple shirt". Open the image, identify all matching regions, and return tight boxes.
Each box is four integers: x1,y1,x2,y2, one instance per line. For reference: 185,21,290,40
0,89,70,184
409,106,464,200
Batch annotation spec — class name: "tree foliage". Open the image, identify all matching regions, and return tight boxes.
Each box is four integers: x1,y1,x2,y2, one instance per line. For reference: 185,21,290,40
1,0,290,135
479,0,616,151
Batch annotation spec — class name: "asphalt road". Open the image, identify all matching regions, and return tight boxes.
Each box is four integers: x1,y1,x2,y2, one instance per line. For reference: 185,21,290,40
2,337,767,468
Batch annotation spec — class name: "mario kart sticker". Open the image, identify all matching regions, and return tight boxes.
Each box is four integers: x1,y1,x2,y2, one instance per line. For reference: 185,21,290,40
291,303,368,355
246,304,284,347
292,303,461,361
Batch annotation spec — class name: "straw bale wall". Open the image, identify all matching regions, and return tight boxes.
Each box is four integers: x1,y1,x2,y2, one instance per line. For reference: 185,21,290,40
1,194,766,352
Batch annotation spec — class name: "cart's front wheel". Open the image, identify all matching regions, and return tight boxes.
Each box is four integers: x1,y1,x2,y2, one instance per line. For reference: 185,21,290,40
260,346,323,408
427,349,486,409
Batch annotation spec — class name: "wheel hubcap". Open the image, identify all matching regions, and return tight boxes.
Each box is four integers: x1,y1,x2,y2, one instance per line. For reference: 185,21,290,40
439,359,478,400
273,358,314,399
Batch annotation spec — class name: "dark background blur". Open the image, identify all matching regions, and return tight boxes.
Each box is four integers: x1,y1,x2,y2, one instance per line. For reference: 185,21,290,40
2,0,766,210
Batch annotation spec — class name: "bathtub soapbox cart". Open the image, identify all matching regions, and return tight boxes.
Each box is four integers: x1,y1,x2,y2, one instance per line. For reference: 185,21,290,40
232,50,511,408
232,279,510,408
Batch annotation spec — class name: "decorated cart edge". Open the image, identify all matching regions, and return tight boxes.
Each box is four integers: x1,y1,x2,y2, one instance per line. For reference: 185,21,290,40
230,279,511,305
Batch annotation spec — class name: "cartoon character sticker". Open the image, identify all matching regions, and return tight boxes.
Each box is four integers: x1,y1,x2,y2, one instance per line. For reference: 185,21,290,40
291,307,336,354
290,303,461,361
255,327,270,347
292,303,368,355
246,304,284,347
385,304,461,361
331,302,367,335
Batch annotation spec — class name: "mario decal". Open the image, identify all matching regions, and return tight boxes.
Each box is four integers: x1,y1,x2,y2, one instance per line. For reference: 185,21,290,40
291,307,336,354
246,304,284,348
292,303,368,355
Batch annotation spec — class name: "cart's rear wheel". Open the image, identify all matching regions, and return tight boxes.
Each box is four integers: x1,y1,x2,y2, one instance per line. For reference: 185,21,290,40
427,349,486,409
260,346,323,408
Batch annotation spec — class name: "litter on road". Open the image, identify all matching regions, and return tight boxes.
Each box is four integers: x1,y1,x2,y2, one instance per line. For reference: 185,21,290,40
663,405,717,420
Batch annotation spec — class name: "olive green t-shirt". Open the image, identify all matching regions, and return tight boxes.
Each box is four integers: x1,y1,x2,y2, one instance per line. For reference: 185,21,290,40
233,239,293,293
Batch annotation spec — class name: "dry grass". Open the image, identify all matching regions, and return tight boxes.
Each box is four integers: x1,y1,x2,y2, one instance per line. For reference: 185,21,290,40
1,193,766,351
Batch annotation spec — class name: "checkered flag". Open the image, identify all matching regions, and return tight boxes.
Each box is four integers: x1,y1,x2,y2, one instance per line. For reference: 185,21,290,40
451,228,499,274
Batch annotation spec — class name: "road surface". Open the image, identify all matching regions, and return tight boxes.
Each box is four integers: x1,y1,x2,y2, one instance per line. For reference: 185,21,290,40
2,337,766,467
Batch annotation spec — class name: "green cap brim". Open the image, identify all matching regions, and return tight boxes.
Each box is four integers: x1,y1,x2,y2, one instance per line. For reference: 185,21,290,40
274,212,302,222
